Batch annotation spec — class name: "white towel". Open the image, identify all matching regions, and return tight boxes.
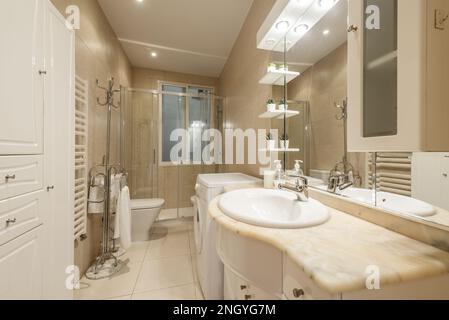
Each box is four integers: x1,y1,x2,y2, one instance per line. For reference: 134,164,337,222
110,174,122,213
114,186,132,250
88,175,105,214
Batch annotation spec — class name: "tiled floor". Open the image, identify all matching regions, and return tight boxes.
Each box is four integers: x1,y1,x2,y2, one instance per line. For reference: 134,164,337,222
75,218,204,300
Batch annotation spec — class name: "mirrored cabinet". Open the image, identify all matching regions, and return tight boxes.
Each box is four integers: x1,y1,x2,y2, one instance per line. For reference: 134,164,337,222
348,0,449,152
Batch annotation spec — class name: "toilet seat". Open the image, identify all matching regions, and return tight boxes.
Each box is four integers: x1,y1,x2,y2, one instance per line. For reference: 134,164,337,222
131,199,165,210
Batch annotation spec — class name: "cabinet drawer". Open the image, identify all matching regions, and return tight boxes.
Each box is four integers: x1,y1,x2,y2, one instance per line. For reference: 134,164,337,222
0,155,44,201
0,226,44,300
0,191,46,245
224,266,279,301
283,256,337,300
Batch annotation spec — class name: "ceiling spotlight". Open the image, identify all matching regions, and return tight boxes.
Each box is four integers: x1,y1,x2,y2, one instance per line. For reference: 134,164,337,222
323,29,330,35
294,24,309,34
318,0,336,9
150,51,158,58
275,21,290,32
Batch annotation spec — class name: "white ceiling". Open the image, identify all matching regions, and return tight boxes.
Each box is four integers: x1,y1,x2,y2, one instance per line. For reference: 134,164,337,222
273,0,348,73
98,0,254,77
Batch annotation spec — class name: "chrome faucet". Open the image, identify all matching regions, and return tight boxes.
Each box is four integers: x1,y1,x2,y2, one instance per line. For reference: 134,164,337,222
327,173,354,193
279,176,309,202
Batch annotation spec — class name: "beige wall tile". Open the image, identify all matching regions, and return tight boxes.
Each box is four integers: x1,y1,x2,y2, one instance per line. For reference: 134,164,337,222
51,0,133,275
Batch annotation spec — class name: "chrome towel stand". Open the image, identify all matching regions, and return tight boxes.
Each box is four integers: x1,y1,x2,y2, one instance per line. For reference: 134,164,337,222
86,78,126,280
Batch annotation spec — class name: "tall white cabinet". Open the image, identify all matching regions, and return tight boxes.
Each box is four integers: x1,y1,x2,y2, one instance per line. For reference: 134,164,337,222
347,0,449,152
0,0,74,300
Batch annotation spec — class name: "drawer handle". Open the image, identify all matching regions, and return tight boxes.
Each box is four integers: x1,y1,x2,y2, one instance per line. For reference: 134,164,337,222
244,295,252,300
443,173,448,178
293,288,305,298
240,285,247,291
347,25,358,33
6,218,17,226
5,174,16,182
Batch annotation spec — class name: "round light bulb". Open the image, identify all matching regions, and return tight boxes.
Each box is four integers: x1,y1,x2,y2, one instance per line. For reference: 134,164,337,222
275,21,290,32
294,24,309,34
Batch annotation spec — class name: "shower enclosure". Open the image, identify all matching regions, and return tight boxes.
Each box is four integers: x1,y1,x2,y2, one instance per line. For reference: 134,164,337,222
121,85,224,219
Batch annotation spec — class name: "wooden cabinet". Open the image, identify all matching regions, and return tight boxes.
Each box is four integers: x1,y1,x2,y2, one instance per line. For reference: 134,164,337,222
0,226,44,300
348,0,449,152
0,0,74,300
224,266,279,301
0,0,45,155
412,153,449,211
0,156,44,201
0,191,47,246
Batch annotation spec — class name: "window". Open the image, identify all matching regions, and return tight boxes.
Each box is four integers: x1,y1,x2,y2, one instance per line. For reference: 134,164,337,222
160,83,214,164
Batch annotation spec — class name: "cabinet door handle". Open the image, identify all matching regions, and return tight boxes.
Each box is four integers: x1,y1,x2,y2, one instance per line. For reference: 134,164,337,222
47,185,55,192
5,174,16,182
443,173,448,178
39,70,47,75
293,288,305,298
347,25,358,33
6,218,17,226
240,285,247,291
244,295,252,300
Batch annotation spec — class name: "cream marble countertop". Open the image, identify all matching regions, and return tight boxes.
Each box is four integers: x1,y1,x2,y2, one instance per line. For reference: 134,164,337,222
209,186,449,294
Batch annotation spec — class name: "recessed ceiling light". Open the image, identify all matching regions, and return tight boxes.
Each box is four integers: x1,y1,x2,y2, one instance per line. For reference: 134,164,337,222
323,29,330,35
150,51,158,58
294,24,309,34
318,0,336,9
275,21,290,32
136,0,144,3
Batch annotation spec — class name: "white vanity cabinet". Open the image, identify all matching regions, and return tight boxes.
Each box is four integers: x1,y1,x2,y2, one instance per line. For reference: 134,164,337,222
0,0,75,300
412,153,449,211
347,0,449,152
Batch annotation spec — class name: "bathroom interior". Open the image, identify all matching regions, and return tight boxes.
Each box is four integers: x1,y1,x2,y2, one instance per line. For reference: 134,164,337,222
1,0,449,301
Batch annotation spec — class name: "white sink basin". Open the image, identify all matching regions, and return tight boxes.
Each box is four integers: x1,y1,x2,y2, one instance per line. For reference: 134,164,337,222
316,186,436,217
218,189,330,229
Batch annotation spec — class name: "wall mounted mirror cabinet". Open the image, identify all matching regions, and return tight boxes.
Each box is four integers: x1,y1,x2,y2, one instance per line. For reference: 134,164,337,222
348,0,449,152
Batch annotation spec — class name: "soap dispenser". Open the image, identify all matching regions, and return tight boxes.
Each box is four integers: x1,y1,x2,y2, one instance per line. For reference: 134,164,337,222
293,160,304,177
273,160,284,188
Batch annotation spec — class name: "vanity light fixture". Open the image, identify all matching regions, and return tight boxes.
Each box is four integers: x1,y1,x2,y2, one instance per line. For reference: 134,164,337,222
257,0,341,52
276,21,291,32
318,0,336,8
294,24,309,34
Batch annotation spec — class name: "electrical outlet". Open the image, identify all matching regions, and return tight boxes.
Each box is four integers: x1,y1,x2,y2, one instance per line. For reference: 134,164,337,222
435,9,448,30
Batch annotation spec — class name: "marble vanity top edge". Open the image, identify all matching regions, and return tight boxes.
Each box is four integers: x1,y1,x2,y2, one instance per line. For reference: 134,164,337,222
209,193,449,295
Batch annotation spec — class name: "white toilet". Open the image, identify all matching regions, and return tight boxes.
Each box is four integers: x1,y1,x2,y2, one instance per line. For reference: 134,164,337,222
131,199,165,242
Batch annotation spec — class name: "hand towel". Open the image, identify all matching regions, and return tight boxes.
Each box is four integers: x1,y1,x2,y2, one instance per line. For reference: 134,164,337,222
88,175,105,214
114,186,132,250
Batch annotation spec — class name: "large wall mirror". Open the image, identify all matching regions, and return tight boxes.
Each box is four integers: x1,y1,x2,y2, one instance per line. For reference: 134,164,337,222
259,0,449,233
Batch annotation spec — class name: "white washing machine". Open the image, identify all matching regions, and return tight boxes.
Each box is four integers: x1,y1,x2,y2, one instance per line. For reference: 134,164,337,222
193,173,261,300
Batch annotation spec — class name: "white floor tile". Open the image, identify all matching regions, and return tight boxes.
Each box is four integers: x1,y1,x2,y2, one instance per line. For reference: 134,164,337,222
146,232,190,260
74,262,141,300
151,218,193,235
134,255,194,294
132,284,196,300
107,295,132,300
120,241,150,263
195,283,205,300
